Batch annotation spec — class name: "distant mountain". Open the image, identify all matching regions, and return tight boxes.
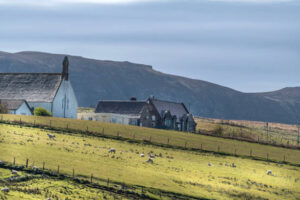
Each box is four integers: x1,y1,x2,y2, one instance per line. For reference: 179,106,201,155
0,51,299,124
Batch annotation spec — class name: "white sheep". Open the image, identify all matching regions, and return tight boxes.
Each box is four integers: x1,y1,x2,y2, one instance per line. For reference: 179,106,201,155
120,151,123,154
140,154,145,157
11,170,18,176
231,163,236,168
1,187,9,193
146,158,154,163
47,134,55,140
208,163,213,166
267,170,272,175
108,148,116,153
148,153,155,158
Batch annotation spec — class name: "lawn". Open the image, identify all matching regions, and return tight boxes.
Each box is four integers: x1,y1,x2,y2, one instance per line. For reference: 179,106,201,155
0,123,300,199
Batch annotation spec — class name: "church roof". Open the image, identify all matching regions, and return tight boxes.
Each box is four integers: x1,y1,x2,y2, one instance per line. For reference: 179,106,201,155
0,99,28,110
149,98,189,122
95,100,147,115
0,73,62,103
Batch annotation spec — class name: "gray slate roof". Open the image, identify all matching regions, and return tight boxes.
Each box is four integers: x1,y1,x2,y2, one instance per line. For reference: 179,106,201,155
0,99,26,110
95,101,146,115
150,99,189,122
0,73,62,103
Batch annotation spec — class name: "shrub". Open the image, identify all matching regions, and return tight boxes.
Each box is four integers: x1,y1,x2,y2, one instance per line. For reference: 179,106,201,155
213,125,223,136
0,103,8,114
34,107,52,117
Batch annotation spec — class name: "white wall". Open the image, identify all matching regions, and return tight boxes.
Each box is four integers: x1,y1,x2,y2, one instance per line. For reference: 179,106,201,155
15,102,32,115
52,79,78,118
78,113,140,125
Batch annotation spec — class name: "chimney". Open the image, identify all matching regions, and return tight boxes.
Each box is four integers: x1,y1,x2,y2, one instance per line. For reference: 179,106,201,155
130,97,137,101
62,56,69,81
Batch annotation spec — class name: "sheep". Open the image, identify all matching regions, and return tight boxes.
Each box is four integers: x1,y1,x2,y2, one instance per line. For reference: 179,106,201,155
108,148,116,153
140,154,145,157
1,187,9,193
231,163,236,168
148,153,155,158
267,170,272,175
120,151,123,154
146,158,154,163
11,170,18,176
0,160,3,165
47,134,55,140
208,163,213,166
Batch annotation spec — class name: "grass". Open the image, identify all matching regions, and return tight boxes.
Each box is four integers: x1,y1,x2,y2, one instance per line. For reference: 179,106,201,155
195,117,300,147
0,168,129,200
1,114,300,165
77,107,95,113
0,123,300,199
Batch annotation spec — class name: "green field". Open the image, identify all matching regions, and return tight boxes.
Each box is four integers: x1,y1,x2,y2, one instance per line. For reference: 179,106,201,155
195,117,300,147
0,121,300,199
1,114,300,165
0,168,128,200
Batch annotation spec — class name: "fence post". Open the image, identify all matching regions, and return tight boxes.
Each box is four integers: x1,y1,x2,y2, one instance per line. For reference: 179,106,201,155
67,123,69,129
250,149,252,157
34,120,35,126
50,120,51,128
13,157,15,166
57,165,60,175
218,145,220,152
102,128,104,135
107,178,110,187
26,159,29,168
200,144,202,150
185,141,187,148
133,134,135,139
167,137,170,144
283,155,286,162
91,174,93,183
150,136,152,142
72,168,75,179
86,126,88,132
267,153,269,160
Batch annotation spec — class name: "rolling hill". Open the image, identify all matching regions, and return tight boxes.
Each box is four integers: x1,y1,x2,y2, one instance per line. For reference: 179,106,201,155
0,51,300,124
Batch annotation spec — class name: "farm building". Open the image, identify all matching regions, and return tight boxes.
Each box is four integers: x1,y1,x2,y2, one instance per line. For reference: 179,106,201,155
0,99,32,115
79,97,196,132
0,57,78,118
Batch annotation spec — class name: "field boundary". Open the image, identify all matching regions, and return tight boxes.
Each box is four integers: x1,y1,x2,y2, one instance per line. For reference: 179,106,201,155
0,160,207,200
1,119,299,167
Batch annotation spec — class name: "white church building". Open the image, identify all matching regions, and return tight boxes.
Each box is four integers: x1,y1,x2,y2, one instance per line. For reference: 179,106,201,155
0,56,78,118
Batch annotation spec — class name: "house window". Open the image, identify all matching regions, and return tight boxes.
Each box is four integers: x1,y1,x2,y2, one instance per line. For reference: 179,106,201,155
152,115,156,121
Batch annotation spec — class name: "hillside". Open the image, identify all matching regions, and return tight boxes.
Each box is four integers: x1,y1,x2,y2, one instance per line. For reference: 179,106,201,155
1,51,300,124
0,115,300,199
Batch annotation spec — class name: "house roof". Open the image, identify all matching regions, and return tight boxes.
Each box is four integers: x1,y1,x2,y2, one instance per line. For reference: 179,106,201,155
0,73,62,103
0,99,27,110
149,98,189,122
95,101,147,115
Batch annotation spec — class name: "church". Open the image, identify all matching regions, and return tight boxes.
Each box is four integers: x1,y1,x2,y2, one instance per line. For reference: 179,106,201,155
0,57,78,118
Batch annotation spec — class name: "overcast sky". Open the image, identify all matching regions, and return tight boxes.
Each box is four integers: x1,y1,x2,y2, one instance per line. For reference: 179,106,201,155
0,0,299,92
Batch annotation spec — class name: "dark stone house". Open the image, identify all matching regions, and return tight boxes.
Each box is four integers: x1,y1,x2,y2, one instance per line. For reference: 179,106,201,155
92,97,196,132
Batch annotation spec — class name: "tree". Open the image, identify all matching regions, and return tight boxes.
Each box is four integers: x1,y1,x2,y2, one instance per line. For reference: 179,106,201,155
34,107,52,117
0,103,8,114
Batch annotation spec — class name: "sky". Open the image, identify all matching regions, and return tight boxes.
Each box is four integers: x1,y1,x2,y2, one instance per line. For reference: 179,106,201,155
0,0,299,92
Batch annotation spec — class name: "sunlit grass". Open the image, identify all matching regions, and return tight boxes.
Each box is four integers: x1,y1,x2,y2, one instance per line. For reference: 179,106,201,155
0,123,300,199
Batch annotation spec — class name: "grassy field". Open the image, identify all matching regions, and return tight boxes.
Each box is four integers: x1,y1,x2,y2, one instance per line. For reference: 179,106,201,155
1,114,300,165
0,168,129,200
0,123,300,199
195,117,300,147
